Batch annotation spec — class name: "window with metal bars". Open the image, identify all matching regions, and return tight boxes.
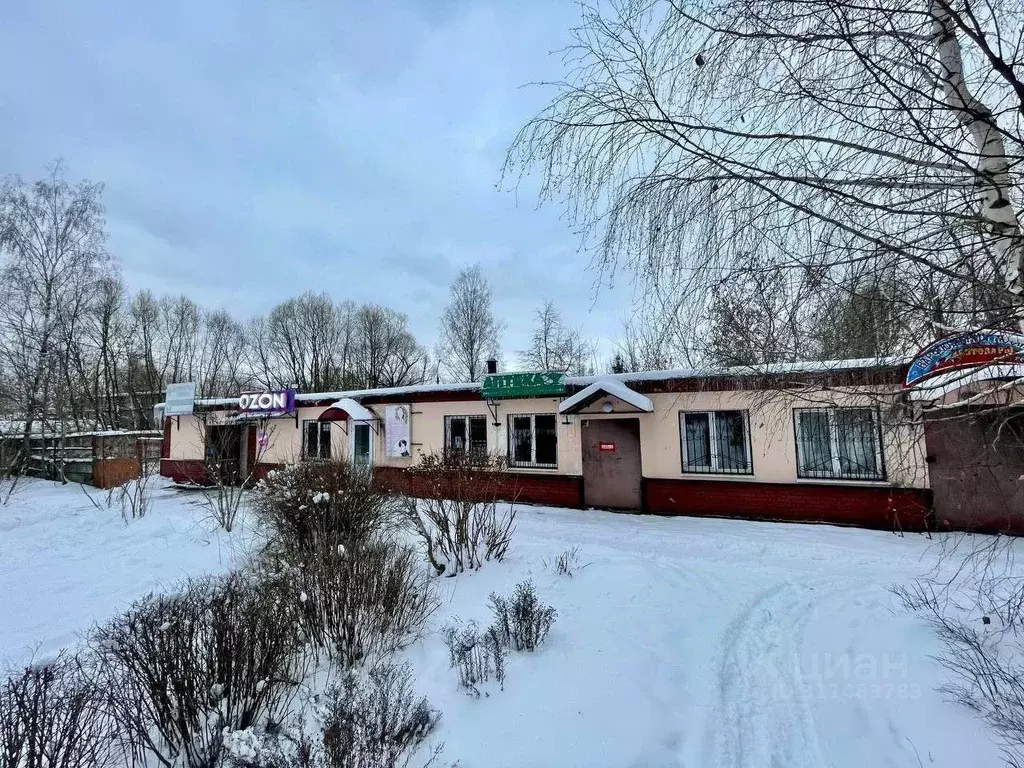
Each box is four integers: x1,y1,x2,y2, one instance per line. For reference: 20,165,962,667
444,415,488,460
303,420,332,461
794,407,885,480
679,410,752,474
507,413,557,469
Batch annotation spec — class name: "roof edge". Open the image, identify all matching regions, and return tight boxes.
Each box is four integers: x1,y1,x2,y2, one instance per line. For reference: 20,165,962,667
157,357,907,411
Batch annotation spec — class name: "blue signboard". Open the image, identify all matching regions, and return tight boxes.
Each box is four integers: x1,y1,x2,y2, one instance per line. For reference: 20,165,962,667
905,329,1024,388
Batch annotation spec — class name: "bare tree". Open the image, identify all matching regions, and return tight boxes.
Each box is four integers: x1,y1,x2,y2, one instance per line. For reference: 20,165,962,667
125,290,165,428
519,300,594,374
253,292,347,391
159,295,202,387
506,0,1024,358
78,275,131,428
196,309,248,397
0,163,111,467
698,262,826,367
354,304,429,388
436,264,504,382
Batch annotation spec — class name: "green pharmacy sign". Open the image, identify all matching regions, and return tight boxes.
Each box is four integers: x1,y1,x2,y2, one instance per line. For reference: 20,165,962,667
481,371,566,399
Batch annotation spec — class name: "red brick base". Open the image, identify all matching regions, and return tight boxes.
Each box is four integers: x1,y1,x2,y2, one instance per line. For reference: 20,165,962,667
160,459,282,485
162,459,932,532
643,477,932,532
372,465,584,508
160,459,210,484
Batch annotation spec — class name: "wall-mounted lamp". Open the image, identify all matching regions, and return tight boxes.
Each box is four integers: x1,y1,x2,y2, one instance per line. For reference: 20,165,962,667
601,401,614,414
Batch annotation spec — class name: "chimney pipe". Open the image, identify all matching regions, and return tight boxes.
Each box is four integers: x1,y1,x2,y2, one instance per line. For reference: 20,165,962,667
486,358,498,375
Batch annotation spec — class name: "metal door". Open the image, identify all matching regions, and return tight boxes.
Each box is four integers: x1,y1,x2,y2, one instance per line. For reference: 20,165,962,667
925,410,1024,530
582,418,642,510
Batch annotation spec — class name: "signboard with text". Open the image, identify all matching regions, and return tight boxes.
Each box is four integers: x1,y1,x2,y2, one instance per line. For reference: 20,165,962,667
164,382,196,416
905,329,1024,388
238,388,296,415
481,371,566,399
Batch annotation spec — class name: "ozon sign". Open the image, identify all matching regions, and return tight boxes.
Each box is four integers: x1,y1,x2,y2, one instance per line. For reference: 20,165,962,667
238,389,296,414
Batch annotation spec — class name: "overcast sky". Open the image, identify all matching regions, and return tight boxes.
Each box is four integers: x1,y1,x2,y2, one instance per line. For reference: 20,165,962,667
0,0,634,367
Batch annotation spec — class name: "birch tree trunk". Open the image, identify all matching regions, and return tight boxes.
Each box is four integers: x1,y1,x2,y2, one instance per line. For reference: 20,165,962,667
930,0,1024,323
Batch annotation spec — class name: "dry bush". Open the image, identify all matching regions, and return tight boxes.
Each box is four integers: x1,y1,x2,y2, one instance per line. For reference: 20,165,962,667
0,653,115,768
320,663,441,768
253,462,403,553
266,539,437,669
442,622,506,698
543,546,586,578
107,471,153,521
894,572,1024,768
196,480,249,533
403,452,516,576
489,581,557,653
91,572,309,768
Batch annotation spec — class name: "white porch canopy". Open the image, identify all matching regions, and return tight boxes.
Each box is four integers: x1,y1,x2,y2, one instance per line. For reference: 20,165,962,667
318,398,378,422
558,378,654,414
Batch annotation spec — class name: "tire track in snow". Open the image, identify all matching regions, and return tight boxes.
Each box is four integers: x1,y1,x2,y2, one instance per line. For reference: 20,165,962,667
703,581,832,768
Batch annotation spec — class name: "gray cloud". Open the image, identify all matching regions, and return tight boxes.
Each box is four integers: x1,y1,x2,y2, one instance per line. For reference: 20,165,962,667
0,0,632,364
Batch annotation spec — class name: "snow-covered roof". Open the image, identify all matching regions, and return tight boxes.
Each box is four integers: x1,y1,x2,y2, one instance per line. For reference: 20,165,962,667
558,379,654,414
63,429,163,439
157,357,905,410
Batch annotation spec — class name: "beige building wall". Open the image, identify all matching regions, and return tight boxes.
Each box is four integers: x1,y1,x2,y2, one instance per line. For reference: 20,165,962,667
168,414,205,460
602,389,929,489
167,385,929,490
372,397,580,475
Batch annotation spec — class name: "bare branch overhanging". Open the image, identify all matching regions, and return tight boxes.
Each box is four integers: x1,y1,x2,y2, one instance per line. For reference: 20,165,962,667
506,0,1024,363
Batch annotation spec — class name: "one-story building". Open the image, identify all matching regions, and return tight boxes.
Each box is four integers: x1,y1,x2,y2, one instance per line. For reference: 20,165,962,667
161,357,970,532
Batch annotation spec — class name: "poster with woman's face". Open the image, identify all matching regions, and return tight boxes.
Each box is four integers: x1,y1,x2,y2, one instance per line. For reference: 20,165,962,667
384,404,412,457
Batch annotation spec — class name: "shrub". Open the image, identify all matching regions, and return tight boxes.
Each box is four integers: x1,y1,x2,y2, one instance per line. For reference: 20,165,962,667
489,581,557,652
254,462,402,553
403,452,516,576
320,663,440,768
223,724,317,768
222,666,440,768
442,621,505,698
0,653,115,768
91,572,309,768
269,538,437,669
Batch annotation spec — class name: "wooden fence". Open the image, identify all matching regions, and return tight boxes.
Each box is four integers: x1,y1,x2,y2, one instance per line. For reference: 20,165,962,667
12,430,164,488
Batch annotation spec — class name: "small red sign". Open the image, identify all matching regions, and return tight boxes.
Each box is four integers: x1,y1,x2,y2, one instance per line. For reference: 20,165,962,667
599,442,616,452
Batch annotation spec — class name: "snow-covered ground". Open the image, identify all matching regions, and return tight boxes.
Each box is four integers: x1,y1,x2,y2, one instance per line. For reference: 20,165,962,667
0,479,1008,766
407,508,1006,768
0,478,258,666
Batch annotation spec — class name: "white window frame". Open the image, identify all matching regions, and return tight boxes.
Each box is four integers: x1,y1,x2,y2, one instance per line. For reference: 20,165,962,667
679,410,753,475
507,413,558,469
444,415,488,458
794,407,885,481
349,421,375,468
302,420,332,461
